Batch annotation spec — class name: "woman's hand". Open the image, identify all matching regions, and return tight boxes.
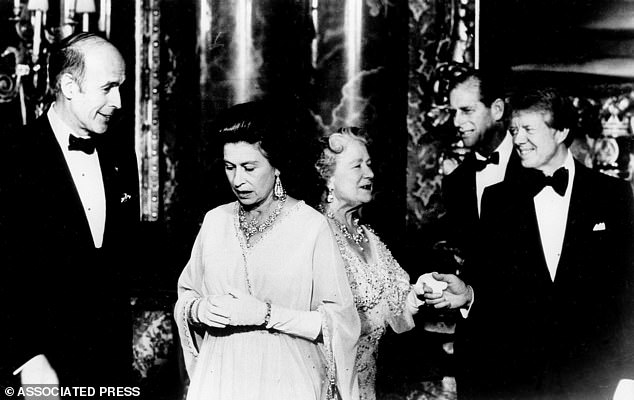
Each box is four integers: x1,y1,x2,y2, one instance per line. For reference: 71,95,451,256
221,289,268,326
196,295,233,328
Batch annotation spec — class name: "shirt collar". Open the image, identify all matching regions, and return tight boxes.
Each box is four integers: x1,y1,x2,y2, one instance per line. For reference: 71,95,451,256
47,103,89,151
475,132,513,162
547,149,575,177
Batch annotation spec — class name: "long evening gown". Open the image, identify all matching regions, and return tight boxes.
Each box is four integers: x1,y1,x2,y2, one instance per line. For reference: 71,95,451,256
329,224,415,400
175,201,360,400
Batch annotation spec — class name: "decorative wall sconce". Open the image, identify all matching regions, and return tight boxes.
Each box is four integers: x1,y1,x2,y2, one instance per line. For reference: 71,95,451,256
2,0,111,125
593,92,634,179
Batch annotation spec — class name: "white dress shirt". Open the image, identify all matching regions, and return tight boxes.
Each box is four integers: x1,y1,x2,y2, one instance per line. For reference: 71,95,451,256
533,151,575,281
48,105,106,248
475,132,514,216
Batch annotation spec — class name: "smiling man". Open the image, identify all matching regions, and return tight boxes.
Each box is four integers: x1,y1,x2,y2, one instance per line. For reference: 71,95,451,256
441,69,522,263
0,33,139,394
429,87,634,399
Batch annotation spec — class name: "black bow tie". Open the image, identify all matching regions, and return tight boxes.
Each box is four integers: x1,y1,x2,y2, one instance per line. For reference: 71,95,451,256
531,167,569,197
471,151,499,172
68,135,96,155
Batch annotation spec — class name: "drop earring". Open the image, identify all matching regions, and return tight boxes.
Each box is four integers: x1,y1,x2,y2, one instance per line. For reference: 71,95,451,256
326,188,334,203
274,174,286,199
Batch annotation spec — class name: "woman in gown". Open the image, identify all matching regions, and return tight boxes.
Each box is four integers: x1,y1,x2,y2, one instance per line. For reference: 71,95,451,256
175,101,360,400
315,127,425,400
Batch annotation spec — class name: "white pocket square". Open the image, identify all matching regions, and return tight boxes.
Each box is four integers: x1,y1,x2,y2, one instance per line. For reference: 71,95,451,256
592,222,606,231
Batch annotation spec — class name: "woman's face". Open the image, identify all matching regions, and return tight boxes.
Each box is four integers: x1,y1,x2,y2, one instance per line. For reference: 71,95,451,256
330,140,374,210
224,141,277,209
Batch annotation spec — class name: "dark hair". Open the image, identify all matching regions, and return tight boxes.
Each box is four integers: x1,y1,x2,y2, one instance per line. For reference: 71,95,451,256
48,32,110,95
509,87,577,146
213,99,323,206
449,68,508,107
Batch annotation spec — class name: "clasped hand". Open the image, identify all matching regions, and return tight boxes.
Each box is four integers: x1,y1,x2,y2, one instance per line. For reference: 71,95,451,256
196,289,267,328
418,272,472,309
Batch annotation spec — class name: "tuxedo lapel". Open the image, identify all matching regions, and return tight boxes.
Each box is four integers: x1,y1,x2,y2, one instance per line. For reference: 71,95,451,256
555,161,591,284
504,149,523,180
457,158,479,222
519,194,554,286
96,140,121,247
34,118,95,248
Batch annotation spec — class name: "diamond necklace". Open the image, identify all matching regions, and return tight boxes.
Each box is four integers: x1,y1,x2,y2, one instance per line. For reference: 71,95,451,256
239,195,287,245
324,209,368,251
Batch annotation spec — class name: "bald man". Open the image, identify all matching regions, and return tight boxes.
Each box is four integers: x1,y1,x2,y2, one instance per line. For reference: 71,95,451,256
0,33,139,392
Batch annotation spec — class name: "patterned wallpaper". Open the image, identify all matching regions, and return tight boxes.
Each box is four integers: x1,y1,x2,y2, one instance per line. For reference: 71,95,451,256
406,0,475,237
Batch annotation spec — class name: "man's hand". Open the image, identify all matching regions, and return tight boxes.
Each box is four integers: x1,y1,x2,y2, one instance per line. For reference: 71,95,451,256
423,272,473,309
20,354,60,400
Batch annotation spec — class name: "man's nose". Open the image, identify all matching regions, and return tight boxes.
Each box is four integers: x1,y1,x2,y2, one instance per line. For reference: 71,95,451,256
453,111,463,127
109,87,121,109
512,129,526,144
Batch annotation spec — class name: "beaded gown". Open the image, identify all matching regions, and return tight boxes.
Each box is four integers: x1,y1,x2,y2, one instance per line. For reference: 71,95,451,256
329,223,415,400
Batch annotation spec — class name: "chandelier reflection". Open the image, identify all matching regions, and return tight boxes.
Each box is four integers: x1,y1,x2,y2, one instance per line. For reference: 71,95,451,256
2,0,111,125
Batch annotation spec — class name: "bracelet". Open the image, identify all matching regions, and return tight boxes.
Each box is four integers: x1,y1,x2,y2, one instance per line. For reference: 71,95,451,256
188,297,202,324
262,301,272,327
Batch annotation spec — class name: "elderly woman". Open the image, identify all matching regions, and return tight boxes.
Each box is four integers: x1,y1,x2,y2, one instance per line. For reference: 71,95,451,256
316,127,424,400
175,101,360,400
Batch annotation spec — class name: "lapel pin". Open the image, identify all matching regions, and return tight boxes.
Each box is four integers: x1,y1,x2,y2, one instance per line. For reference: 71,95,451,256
121,193,131,203
592,222,606,231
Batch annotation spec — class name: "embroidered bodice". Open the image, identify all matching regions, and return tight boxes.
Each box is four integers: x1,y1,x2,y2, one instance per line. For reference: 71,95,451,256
331,225,413,400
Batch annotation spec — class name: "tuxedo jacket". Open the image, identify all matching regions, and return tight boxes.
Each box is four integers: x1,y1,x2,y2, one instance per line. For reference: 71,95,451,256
0,115,139,386
459,161,634,400
441,147,523,262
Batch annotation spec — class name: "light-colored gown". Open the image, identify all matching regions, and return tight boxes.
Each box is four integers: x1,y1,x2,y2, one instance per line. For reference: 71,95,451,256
175,201,360,400
329,224,415,400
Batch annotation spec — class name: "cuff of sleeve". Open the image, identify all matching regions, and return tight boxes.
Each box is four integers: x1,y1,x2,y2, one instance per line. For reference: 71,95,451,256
614,379,634,400
13,354,45,376
459,285,474,319
406,288,423,315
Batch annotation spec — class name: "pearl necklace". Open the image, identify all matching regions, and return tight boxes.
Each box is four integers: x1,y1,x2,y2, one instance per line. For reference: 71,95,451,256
239,195,287,245
324,209,368,251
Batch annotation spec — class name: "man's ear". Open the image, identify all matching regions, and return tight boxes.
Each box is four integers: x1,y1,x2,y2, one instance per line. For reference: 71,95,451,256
555,128,570,145
491,98,505,121
59,73,79,100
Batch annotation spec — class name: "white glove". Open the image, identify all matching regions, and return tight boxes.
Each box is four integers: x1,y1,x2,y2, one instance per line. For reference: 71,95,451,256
267,305,322,340
405,288,424,315
196,294,232,328
221,289,268,326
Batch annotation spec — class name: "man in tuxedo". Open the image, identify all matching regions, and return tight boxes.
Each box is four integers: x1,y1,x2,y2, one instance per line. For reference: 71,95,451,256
0,33,139,393
427,87,634,399
441,68,521,263
437,69,522,397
